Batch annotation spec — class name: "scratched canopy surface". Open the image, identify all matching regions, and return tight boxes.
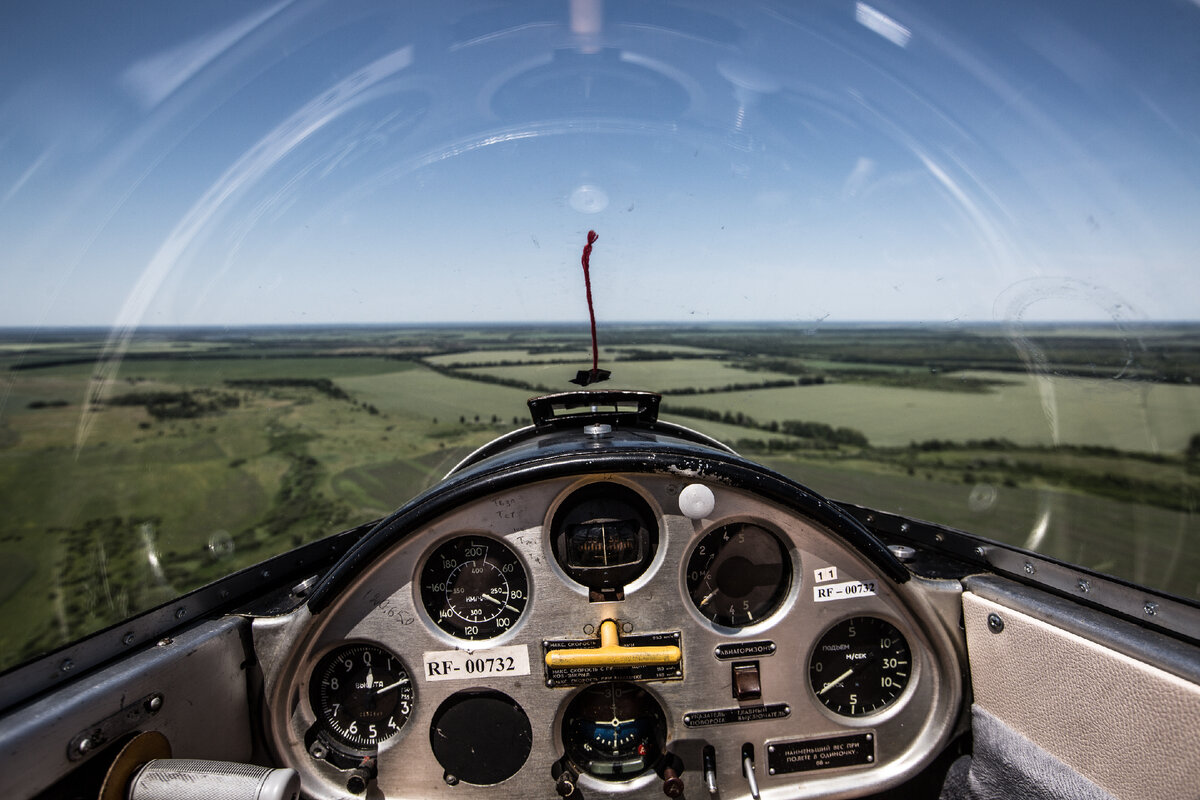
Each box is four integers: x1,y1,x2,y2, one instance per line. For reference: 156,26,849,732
0,0,1197,670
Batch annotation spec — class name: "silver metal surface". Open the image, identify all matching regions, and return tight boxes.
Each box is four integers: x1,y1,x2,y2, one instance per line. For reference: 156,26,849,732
257,473,964,799
743,752,760,800
128,759,300,800
0,617,253,800
67,691,164,761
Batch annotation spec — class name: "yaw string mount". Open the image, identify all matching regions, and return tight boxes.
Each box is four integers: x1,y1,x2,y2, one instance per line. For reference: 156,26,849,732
570,229,612,387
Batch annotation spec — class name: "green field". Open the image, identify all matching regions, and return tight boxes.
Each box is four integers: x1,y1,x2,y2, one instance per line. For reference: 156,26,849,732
665,375,1200,451
456,359,799,392
760,456,1200,599
425,348,595,366
1,322,1198,669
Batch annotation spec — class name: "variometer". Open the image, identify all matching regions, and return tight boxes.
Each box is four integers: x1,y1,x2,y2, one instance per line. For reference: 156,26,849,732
809,616,911,716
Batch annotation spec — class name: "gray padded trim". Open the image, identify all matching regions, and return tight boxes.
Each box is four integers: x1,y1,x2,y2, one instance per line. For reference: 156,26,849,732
939,706,1117,800
962,591,1200,798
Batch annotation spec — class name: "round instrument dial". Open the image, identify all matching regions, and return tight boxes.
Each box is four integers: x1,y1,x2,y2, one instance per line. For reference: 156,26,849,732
562,682,667,780
550,483,658,597
310,643,414,750
685,523,791,627
809,617,911,716
420,536,529,640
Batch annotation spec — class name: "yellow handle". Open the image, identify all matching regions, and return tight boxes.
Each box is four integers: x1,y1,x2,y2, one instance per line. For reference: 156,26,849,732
544,620,681,668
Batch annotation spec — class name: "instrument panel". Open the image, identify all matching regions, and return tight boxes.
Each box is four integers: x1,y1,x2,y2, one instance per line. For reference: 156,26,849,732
258,471,963,799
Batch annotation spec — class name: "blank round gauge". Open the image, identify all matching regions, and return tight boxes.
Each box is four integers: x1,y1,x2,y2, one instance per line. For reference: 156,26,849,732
429,691,532,785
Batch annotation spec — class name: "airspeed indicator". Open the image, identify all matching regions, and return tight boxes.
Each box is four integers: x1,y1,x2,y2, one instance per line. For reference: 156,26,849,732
420,536,529,640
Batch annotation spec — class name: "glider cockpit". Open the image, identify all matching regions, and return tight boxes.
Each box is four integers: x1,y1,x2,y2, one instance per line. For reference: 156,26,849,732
3,391,1198,800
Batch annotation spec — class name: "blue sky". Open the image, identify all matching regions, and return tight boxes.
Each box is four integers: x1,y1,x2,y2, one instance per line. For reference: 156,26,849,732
2,0,1198,327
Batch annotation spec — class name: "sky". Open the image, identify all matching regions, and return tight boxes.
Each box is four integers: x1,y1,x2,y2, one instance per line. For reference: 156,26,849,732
1,0,1198,328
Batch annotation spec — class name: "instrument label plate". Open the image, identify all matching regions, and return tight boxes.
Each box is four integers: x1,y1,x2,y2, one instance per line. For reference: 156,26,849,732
813,579,877,602
767,733,875,774
682,703,791,728
423,645,530,682
714,640,776,660
543,632,682,686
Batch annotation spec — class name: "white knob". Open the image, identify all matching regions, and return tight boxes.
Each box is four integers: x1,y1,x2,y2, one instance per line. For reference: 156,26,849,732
678,484,715,519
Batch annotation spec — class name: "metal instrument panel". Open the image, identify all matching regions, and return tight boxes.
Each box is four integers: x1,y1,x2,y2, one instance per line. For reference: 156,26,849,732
258,472,963,799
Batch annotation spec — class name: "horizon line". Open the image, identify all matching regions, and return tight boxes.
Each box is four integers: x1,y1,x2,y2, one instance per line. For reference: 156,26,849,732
4,319,1200,334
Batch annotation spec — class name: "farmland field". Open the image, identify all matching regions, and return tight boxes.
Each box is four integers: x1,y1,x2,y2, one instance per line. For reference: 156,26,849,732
456,358,800,392
1,322,1198,669
664,374,1200,451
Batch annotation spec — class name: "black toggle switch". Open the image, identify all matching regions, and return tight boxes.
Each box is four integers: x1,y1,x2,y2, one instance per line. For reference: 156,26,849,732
731,661,762,701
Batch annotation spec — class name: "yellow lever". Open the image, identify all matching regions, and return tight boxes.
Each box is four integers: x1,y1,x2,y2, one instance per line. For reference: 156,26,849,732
544,620,681,668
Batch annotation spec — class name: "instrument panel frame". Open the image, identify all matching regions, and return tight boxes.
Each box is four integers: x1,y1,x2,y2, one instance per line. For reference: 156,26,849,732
254,440,966,799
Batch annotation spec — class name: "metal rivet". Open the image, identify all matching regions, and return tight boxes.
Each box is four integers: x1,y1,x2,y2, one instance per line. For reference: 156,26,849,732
768,745,775,753
60,658,74,673
76,738,93,755
174,607,187,619
934,533,945,543
865,514,875,525
973,546,987,558
261,569,271,579
443,773,460,786
156,637,173,647
309,742,327,760
1144,602,1159,617
1024,562,1036,575
987,613,1004,634
145,694,164,714
899,523,910,533
122,632,135,646
292,576,318,597
1077,579,1090,593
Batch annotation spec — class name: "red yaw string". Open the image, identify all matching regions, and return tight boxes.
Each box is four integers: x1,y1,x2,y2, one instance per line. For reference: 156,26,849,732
581,230,600,372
